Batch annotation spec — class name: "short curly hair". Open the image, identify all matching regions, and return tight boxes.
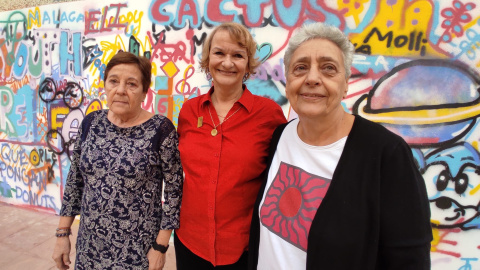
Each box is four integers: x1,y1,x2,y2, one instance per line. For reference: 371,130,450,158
284,23,355,79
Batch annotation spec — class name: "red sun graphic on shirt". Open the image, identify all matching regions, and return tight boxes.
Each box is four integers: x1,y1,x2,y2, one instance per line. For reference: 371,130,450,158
260,162,331,251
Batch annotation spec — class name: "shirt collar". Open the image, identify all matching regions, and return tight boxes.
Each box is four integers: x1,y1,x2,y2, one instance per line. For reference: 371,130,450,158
200,85,254,113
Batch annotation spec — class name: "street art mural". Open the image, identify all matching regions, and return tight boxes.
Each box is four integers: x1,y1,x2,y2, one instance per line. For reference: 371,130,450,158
0,0,479,268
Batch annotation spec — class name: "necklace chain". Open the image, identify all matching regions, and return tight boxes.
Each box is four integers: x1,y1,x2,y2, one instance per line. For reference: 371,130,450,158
207,104,241,136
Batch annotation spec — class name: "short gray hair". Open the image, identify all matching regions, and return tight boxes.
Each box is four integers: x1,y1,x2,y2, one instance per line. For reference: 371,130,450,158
284,23,354,79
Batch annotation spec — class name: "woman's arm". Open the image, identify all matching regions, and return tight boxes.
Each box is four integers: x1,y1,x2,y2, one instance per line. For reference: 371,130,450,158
149,119,183,269
59,114,90,216
378,140,432,269
52,113,91,269
159,120,184,230
147,229,172,270
52,216,75,269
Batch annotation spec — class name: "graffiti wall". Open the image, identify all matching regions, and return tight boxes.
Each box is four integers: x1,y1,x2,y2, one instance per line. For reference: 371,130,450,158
0,0,479,268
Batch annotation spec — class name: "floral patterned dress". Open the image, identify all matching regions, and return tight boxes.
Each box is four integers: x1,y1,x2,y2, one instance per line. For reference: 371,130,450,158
60,110,183,269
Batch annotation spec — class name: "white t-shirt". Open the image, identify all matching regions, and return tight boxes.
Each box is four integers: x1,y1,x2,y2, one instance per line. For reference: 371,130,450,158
257,119,347,270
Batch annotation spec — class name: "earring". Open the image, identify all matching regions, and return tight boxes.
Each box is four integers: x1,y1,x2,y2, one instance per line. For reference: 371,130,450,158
206,69,212,81
242,72,249,82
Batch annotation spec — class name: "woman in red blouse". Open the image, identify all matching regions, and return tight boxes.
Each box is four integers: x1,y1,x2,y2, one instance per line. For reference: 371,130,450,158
175,22,287,269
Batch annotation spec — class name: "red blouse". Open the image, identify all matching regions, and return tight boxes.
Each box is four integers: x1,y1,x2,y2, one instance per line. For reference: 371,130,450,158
176,87,287,266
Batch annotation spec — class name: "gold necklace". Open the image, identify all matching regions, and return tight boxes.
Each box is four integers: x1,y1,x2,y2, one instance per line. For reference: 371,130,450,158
208,104,241,136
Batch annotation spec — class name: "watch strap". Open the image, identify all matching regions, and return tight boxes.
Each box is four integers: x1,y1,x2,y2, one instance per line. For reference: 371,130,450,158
152,241,169,253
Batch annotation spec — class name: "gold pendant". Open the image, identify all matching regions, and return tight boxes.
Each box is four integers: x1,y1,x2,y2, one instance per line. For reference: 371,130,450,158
211,128,218,136
197,116,203,127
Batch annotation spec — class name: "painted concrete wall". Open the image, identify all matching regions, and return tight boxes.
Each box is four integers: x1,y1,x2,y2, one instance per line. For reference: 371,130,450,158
0,0,479,268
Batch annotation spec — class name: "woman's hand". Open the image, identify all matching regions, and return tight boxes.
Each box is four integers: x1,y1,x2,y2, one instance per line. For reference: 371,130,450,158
147,248,166,270
52,237,71,269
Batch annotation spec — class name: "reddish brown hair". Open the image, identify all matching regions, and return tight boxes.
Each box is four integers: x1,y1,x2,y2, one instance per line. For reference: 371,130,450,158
104,51,152,93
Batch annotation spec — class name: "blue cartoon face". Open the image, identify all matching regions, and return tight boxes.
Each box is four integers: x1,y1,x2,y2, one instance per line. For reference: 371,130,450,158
421,143,480,230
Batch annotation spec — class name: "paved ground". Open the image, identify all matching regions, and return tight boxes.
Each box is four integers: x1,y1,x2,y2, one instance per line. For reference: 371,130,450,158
0,202,176,270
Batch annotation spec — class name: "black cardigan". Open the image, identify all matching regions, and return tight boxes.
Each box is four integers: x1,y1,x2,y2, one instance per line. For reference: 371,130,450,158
248,115,432,270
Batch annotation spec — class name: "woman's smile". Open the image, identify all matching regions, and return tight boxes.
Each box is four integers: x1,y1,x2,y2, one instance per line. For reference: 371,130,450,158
217,69,237,75
299,93,326,100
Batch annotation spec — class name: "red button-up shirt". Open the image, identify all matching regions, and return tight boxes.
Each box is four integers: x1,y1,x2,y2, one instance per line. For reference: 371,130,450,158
176,87,286,266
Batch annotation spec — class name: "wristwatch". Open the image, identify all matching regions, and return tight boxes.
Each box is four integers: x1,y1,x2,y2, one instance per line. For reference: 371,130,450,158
152,241,169,253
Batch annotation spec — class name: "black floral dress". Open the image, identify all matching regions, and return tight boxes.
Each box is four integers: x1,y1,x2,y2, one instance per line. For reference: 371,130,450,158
60,110,183,269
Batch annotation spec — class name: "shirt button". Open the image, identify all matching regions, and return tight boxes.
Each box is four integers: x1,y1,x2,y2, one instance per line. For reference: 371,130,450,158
211,180,216,184
214,153,219,157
